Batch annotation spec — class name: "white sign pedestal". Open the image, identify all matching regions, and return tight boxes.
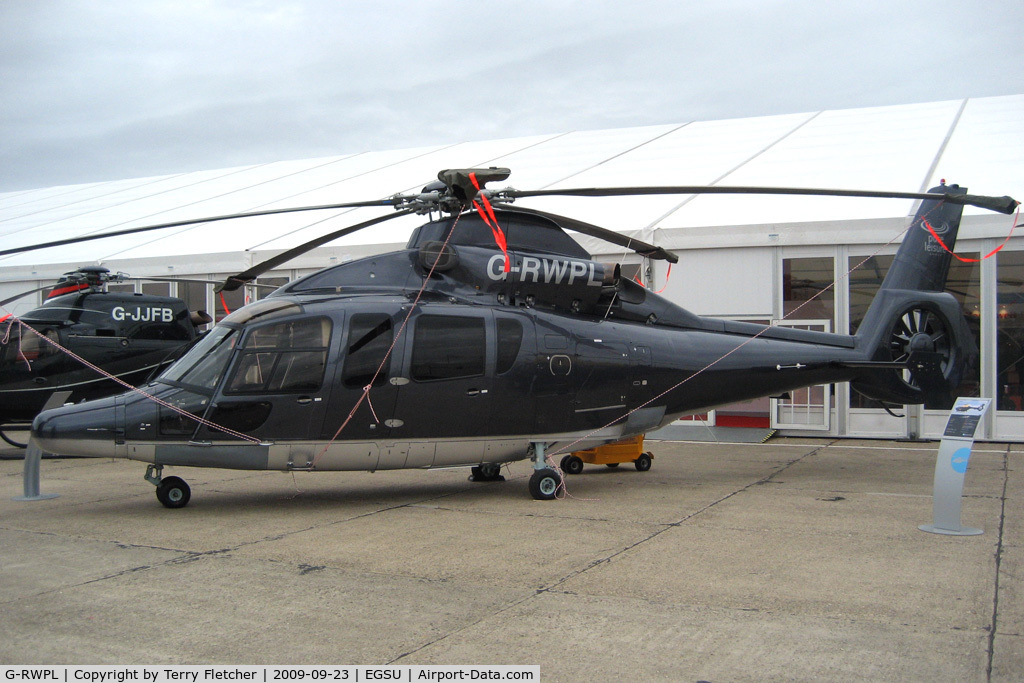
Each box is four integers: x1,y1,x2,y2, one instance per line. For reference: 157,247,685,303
919,397,990,536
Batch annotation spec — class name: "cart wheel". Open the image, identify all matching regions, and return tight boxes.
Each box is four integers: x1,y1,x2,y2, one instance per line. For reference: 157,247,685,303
634,452,652,472
562,455,584,475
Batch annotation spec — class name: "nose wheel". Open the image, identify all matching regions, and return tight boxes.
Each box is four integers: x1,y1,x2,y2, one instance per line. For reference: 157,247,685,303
145,465,192,509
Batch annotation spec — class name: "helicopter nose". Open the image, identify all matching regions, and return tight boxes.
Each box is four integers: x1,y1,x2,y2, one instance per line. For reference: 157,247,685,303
32,396,123,458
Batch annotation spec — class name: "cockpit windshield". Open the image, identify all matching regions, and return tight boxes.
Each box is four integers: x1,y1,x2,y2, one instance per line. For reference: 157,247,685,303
159,326,238,391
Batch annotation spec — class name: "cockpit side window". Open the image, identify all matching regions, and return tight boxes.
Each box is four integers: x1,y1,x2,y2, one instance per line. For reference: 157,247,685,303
1,324,60,364
225,317,331,394
342,314,393,389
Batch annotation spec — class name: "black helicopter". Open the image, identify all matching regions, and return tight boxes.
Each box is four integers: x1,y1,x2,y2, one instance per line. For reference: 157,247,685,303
17,168,1019,506
0,266,213,446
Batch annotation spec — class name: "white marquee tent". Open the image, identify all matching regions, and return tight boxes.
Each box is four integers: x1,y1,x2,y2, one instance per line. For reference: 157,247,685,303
2,94,1022,439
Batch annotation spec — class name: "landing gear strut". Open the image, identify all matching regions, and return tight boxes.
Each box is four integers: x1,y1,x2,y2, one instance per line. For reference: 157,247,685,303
145,464,191,509
528,442,562,501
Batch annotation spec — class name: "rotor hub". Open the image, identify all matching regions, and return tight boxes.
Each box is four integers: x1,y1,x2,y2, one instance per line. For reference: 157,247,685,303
908,332,935,353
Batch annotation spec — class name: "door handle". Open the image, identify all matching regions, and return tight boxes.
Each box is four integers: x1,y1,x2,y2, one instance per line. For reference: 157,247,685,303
466,389,488,396
297,396,322,405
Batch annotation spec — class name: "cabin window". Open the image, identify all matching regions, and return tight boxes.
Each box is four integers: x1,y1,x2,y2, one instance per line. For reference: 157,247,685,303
342,314,393,388
226,318,330,393
496,318,523,374
411,315,485,381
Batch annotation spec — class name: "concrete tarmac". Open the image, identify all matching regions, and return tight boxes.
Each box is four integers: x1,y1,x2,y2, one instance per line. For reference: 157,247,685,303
1,437,1021,681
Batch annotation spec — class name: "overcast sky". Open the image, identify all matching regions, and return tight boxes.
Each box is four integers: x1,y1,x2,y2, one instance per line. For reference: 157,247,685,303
2,0,1023,193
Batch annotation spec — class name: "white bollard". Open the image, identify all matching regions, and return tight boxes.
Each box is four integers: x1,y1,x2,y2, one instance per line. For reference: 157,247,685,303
12,390,71,502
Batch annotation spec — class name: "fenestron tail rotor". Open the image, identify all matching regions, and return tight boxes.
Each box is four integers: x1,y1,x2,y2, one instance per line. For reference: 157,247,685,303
888,306,954,390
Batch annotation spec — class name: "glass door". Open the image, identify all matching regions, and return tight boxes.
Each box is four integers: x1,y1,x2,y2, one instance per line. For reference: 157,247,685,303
770,320,832,431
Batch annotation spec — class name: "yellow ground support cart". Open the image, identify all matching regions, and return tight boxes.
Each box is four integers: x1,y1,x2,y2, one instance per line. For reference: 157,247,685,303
560,434,652,475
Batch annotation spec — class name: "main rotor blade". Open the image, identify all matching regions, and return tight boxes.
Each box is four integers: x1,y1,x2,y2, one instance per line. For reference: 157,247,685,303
0,199,400,258
0,283,58,307
506,186,1020,215
121,276,280,290
218,208,417,292
503,206,679,263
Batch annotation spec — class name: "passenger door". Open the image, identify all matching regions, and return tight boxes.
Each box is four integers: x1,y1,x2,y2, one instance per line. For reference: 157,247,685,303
389,311,492,440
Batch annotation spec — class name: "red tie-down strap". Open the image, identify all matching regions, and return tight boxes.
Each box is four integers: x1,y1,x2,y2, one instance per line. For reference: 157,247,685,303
469,172,510,273
634,263,673,294
924,202,1021,263
218,291,232,316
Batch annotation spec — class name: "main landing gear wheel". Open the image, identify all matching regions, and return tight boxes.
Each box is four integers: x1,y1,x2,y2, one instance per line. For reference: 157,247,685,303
634,452,653,471
155,476,191,509
529,468,562,500
469,463,505,482
559,454,584,475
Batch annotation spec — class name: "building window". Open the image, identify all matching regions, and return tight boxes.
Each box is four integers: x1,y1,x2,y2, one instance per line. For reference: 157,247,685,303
142,282,171,297
849,255,893,335
216,285,245,321
177,280,209,325
997,251,1024,411
254,276,290,301
783,257,834,320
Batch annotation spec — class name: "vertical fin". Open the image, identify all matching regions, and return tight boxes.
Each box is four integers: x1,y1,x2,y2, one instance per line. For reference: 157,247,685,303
878,183,966,292
850,183,975,408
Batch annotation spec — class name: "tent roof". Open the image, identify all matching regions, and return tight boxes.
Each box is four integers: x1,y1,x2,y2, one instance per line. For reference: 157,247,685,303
2,94,1021,277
